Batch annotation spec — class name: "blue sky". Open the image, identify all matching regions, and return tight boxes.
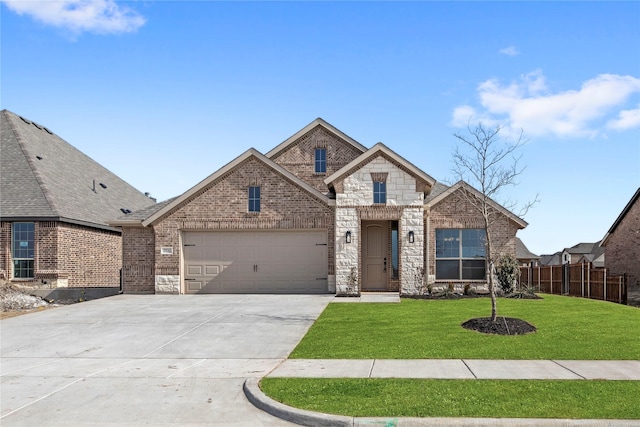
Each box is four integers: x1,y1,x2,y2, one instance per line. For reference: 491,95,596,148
2,1,639,256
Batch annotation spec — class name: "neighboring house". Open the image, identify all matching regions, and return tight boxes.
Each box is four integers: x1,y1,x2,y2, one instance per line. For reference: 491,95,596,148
111,118,527,295
601,187,640,305
561,242,604,266
0,110,155,288
539,252,562,266
515,237,539,266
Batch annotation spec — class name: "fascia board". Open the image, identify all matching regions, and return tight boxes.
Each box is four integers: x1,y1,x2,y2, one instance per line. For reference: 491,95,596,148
142,149,330,227
325,143,436,188
266,118,367,159
427,181,528,229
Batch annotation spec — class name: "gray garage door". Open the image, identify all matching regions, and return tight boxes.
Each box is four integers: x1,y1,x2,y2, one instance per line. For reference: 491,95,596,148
182,230,328,294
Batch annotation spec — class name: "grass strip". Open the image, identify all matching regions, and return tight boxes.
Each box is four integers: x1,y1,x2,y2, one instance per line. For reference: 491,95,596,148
261,378,640,419
290,295,640,360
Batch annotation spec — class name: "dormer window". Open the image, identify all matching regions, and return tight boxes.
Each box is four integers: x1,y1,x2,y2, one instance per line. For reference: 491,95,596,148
373,181,386,204
314,148,326,174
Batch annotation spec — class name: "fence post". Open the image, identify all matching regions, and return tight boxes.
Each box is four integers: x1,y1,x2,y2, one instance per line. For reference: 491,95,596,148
604,268,607,302
619,275,622,304
537,265,541,291
587,266,591,299
581,262,585,297
550,265,553,294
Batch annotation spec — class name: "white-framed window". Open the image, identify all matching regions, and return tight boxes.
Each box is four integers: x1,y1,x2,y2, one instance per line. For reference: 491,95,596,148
248,186,261,212
435,228,486,280
12,222,35,279
314,148,326,174
373,181,386,204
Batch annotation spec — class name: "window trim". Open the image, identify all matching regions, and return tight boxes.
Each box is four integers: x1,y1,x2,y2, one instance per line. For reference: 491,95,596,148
314,148,326,174
12,222,35,279
248,186,261,213
435,228,486,281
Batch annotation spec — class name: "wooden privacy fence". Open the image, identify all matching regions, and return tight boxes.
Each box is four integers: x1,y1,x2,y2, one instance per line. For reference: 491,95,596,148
520,262,627,304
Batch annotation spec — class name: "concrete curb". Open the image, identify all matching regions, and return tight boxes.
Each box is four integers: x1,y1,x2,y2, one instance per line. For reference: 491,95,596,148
244,378,640,427
243,378,352,427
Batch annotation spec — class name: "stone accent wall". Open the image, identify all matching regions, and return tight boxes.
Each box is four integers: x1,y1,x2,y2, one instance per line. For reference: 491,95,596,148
150,157,334,293
400,207,424,295
0,221,121,288
334,155,425,295
270,125,363,193
338,157,424,206
121,225,155,293
603,198,640,306
427,187,519,285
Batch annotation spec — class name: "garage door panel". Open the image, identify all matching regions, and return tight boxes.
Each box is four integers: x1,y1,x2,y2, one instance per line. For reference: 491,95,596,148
183,230,327,294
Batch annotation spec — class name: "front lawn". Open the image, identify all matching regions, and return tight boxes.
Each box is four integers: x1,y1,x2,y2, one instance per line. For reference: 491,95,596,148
261,378,640,419
290,294,640,359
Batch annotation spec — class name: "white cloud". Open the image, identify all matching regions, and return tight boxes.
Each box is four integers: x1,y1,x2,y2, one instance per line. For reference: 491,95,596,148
499,46,519,56
607,105,640,131
1,0,145,34
452,71,640,137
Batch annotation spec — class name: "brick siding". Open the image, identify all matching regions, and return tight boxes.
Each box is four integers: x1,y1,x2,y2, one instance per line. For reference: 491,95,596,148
1,221,121,287
427,187,519,284
142,156,335,293
121,225,155,293
270,125,363,193
603,198,640,305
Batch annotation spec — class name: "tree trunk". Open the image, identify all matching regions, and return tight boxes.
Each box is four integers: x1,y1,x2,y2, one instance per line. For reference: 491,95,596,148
483,210,497,322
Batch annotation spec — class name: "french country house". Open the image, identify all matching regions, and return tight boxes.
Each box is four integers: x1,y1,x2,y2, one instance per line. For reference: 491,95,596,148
0,110,155,289
111,118,528,295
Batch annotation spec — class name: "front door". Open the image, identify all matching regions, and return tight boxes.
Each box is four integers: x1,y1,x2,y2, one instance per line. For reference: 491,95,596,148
362,221,388,291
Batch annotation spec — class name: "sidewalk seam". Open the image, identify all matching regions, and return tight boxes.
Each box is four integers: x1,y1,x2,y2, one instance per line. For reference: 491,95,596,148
552,360,587,379
461,359,477,379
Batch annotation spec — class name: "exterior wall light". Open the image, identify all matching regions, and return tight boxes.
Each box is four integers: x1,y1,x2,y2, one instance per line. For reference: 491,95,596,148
409,230,415,243
346,231,352,243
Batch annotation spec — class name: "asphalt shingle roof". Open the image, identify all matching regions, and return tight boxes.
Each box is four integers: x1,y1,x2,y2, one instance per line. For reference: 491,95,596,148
1,110,155,229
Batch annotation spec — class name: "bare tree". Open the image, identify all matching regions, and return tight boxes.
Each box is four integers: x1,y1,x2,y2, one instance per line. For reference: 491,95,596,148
452,123,536,322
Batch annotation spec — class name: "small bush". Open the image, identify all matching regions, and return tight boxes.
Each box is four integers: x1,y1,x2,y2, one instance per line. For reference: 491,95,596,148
496,253,520,294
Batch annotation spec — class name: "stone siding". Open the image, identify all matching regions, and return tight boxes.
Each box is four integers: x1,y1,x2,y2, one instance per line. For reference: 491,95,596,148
603,197,640,306
270,124,363,193
334,155,425,295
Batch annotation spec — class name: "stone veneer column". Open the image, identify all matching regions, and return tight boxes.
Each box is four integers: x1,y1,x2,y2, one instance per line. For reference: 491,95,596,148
335,207,359,295
400,207,424,295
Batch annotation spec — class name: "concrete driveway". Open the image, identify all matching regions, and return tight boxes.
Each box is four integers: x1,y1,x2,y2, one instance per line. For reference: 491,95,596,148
0,294,334,426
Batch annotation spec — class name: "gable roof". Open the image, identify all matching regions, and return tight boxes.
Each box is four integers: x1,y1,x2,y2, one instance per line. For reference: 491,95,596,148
563,242,600,255
515,237,539,261
138,148,331,227
539,252,562,266
324,142,436,193
426,180,528,229
265,118,367,159
0,110,155,230
601,187,640,246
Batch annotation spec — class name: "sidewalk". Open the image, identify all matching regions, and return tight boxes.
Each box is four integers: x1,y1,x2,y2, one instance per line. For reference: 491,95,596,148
268,358,640,380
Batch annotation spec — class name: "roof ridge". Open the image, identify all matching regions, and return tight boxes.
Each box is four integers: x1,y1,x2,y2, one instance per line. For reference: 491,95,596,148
3,110,59,216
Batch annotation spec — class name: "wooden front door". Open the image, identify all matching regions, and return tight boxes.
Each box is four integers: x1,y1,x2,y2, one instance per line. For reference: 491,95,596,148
362,221,388,291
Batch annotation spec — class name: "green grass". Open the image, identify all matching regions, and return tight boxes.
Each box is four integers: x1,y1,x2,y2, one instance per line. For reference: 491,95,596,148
261,378,640,419
290,294,640,359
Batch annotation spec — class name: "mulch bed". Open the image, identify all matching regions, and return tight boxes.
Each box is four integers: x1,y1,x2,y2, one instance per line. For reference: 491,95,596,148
462,317,537,335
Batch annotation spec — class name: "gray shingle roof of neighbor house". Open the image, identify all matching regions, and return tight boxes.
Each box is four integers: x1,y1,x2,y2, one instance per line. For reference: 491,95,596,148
539,252,562,265
515,237,539,260
563,242,601,255
0,110,156,230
